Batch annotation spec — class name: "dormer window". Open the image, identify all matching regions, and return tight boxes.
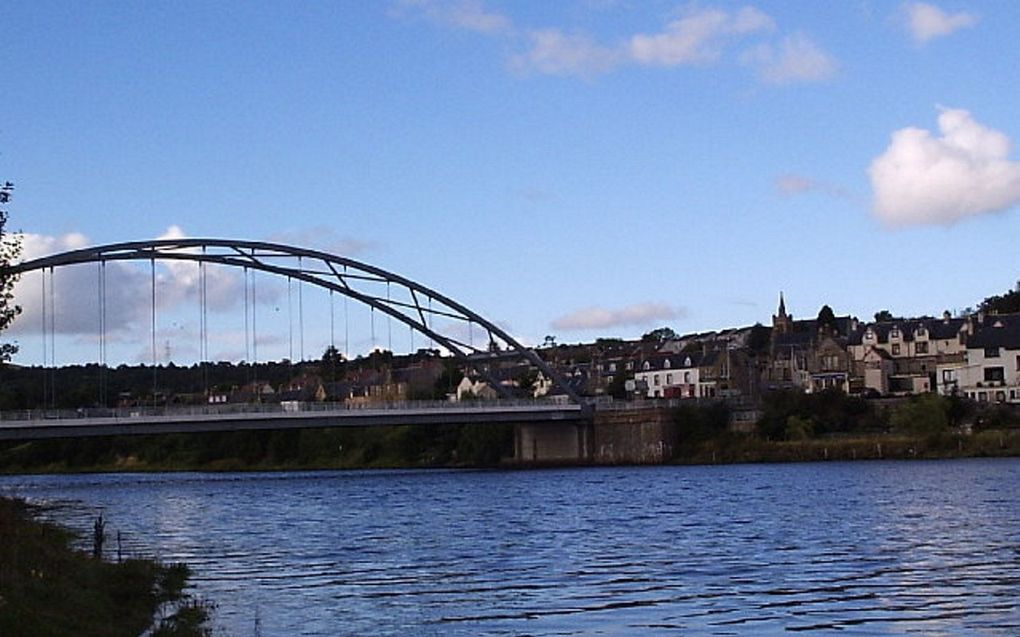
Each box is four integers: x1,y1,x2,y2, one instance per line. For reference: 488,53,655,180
643,361,651,371
890,328,901,340
915,327,927,338
664,359,671,369
864,329,875,341
684,356,692,367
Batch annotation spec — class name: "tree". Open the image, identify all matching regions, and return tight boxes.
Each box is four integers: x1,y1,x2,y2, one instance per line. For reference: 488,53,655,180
0,181,22,363
320,345,345,382
874,310,894,322
816,305,836,333
978,281,1020,315
641,326,678,343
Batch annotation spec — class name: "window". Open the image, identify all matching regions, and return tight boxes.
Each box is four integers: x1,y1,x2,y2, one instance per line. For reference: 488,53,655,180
643,361,651,371
890,328,901,340
892,344,901,355
666,373,673,385
942,369,955,382
864,329,875,341
984,367,1005,383
916,341,929,354
916,327,927,337
986,347,1001,358
684,371,691,383
609,363,617,373
1016,355,1020,372
995,391,1006,402
654,374,661,386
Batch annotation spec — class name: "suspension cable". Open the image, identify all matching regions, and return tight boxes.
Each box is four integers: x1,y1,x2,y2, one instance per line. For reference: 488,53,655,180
150,259,157,408
287,275,293,362
343,265,349,359
298,256,304,362
243,266,250,368
49,267,56,408
41,270,47,408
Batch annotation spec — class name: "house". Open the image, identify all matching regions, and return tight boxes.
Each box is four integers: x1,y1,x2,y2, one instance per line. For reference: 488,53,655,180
955,313,1020,403
634,353,700,399
806,335,853,394
277,374,326,403
764,294,855,393
848,312,970,396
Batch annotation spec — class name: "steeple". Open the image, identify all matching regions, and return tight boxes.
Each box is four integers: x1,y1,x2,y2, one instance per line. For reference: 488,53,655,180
773,291,792,334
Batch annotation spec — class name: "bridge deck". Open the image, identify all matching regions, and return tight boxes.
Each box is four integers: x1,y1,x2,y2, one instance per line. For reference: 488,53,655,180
0,402,590,441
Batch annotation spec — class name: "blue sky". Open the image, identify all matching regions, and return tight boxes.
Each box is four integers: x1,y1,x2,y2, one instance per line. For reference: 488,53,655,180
3,1,1020,365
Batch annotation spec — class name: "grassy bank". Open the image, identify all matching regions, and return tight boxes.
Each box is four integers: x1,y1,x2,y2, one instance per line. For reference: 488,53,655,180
0,497,211,637
672,429,1020,465
0,423,516,475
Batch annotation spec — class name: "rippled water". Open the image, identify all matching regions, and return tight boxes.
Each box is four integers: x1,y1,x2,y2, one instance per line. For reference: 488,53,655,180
2,459,1019,636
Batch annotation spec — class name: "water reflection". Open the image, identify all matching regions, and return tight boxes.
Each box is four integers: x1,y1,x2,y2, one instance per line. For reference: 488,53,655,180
2,460,1018,636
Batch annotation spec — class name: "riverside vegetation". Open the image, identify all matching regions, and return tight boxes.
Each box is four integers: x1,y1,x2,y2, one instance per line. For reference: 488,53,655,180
0,497,212,637
1,390,1018,474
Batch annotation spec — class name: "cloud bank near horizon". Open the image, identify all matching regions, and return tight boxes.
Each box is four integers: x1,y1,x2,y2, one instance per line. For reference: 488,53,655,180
551,303,684,332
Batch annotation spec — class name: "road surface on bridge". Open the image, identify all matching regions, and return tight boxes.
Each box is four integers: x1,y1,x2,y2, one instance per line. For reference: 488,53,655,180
0,401,591,441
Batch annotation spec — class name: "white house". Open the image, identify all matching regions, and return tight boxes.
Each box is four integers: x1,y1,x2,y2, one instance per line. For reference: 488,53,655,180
633,354,700,399
955,314,1020,404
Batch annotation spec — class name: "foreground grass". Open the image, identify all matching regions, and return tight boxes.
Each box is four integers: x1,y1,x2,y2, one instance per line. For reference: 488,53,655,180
0,497,211,637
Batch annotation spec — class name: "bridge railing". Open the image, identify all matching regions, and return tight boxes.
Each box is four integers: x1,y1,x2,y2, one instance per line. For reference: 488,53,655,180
0,398,582,422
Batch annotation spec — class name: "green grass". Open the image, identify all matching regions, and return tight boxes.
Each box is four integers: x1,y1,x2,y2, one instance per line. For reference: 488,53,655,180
0,498,211,637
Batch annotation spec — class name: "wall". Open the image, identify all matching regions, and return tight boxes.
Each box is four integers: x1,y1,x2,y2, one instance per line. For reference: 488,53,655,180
592,408,678,464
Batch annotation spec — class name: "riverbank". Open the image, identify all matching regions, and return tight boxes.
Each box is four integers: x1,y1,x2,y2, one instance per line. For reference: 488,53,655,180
0,496,211,636
670,428,1020,465
1,424,1018,474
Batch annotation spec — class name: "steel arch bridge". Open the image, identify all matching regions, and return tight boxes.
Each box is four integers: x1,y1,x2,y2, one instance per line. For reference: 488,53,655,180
6,238,583,404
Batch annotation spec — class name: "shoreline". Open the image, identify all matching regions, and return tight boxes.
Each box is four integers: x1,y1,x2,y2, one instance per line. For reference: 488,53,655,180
0,496,212,636
1,428,1017,475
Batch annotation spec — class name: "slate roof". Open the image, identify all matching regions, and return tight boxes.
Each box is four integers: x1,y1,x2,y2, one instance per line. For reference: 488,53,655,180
847,317,966,346
968,314,1020,349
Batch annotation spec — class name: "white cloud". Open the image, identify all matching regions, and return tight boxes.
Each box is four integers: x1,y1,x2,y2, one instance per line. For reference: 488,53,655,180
397,3,835,85
743,32,837,84
10,232,149,337
904,2,977,43
551,303,683,331
8,227,251,338
868,107,1020,226
393,0,512,34
510,29,622,77
629,6,774,66
511,6,777,77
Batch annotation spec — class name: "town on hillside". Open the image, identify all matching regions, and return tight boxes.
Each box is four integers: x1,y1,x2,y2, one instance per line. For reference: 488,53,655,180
5,286,1020,417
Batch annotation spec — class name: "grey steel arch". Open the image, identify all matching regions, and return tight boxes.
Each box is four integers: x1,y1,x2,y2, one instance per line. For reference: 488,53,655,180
7,238,583,404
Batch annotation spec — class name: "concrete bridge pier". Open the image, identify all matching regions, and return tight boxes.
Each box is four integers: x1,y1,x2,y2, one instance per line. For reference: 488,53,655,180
514,421,594,463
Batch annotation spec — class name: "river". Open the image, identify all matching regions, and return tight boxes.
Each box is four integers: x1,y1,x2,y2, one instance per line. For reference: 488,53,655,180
2,459,1018,636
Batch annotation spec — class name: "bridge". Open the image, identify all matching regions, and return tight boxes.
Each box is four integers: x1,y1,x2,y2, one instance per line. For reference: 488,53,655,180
2,238,602,462
0,400,589,440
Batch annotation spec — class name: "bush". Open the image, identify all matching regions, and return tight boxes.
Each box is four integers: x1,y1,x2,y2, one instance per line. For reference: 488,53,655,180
890,393,949,435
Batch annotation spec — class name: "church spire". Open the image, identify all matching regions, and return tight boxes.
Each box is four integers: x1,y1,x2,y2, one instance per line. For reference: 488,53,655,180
773,291,792,334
